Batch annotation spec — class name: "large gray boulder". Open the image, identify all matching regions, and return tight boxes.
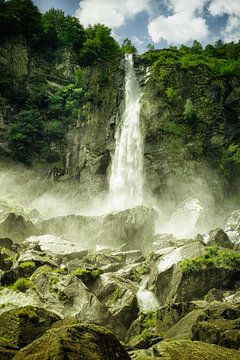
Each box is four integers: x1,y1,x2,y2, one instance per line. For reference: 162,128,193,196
37,206,157,251
0,213,38,243
208,228,233,249
31,271,126,340
148,241,206,305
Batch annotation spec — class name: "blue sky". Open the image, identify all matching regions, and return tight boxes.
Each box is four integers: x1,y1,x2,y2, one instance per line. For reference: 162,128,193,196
33,0,240,53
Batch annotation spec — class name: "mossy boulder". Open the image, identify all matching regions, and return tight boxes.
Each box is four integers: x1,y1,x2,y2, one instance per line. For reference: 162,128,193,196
13,323,131,360
130,340,240,360
0,306,60,349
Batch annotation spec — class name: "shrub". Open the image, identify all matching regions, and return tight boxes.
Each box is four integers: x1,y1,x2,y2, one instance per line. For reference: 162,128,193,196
11,278,31,292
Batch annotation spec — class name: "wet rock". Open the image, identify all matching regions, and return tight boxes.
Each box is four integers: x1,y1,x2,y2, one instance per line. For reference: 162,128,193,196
204,288,224,302
0,238,15,251
148,241,206,304
89,273,139,330
0,306,60,349
16,249,59,269
13,323,131,360
24,235,88,261
31,271,126,340
0,288,42,316
0,213,38,243
208,228,233,249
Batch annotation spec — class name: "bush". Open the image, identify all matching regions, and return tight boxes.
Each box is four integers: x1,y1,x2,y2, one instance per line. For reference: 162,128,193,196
180,246,240,274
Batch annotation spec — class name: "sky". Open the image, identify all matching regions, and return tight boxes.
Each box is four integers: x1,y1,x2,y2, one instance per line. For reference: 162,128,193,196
33,0,240,53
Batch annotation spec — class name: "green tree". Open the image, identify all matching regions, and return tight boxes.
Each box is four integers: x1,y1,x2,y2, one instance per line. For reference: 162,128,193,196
42,9,85,52
79,24,121,65
121,38,137,54
0,0,43,44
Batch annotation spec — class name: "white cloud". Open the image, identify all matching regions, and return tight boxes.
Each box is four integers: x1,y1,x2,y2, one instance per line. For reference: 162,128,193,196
148,11,209,44
208,0,240,17
166,0,208,15
223,15,240,42
75,0,151,28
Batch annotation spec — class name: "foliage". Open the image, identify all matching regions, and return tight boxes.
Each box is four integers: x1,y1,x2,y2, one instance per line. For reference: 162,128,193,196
42,9,85,54
142,40,240,76
121,38,137,54
79,24,121,65
18,261,36,269
16,306,38,321
165,87,178,103
140,311,156,340
11,278,31,292
180,246,240,274
132,264,149,283
0,0,43,45
73,268,102,284
112,287,123,303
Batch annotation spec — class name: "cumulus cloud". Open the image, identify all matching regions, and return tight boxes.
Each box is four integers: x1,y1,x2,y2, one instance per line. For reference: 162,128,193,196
208,0,240,17
148,11,209,44
75,0,151,28
223,15,240,42
166,0,208,15
209,0,240,43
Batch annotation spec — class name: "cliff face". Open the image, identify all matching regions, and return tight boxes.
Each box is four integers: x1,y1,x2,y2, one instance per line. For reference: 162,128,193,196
139,62,240,204
0,38,240,205
66,62,125,197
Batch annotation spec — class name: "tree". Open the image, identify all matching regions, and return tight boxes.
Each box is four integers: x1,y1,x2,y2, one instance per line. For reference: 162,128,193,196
121,38,137,54
42,9,85,52
191,40,202,54
79,24,121,65
0,0,43,44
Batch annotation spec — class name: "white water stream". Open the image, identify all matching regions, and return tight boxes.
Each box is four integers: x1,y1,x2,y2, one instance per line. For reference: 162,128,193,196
109,54,143,210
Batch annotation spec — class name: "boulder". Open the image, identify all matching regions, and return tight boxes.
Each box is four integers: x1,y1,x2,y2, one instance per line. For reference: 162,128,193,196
130,340,240,360
208,228,233,249
23,235,88,261
89,273,139,330
148,241,206,304
31,271,126,340
0,306,60,349
37,206,158,251
13,323,131,360
0,213,38,243
0,288,42,316
192,302,240,349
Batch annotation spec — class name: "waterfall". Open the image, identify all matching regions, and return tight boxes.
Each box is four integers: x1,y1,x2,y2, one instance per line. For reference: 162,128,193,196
109,54,144,210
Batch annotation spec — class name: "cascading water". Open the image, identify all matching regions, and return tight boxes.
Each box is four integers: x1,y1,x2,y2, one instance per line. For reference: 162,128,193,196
109,54,143,210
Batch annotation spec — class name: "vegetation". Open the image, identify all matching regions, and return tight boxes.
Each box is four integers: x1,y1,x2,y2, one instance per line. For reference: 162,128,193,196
112,287,124,303
132,264,149,283
72,268,102,285
180,246,240,274
11,278,31,292
121,38,137,54
18,261,36,269
140,311,156,340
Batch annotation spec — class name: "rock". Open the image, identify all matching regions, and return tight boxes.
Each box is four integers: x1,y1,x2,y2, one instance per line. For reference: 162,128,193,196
225,210,240,232
31,271,126,340
208,228,233,249
37,206,157,251
204,288,224,302
0,288,42,316
0,247,16,271
0,306,60,349
0,213,38,243
89,273,139,330
192,302,240,349
13,323,131,360
100,206,158,251
155,301,207,334
0,238,15,251
16,249,59,269
130,340,240,360
23,235,88,261
148,241,206,304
